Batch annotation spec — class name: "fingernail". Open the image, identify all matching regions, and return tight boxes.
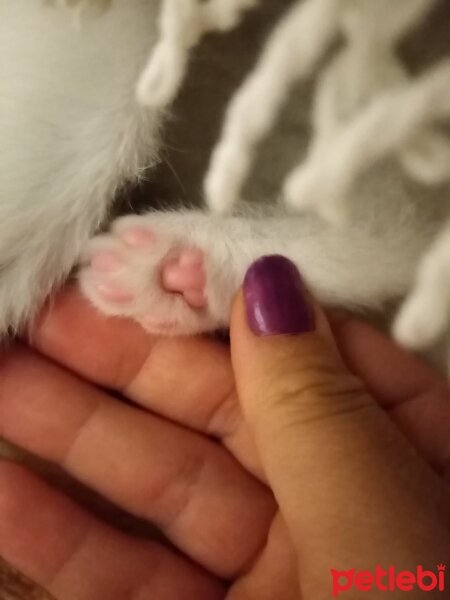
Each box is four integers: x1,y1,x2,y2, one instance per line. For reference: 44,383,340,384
244,255,314,336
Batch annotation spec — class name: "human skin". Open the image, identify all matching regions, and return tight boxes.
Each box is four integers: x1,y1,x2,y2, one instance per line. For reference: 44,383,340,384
0,286,448,599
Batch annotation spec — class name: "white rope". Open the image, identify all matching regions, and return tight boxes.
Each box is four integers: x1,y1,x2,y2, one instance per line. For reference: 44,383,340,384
204,0,341,214
282,0,442,222
394,221,450,349
136,0,259,108
400,129,450,186
283,59,450,223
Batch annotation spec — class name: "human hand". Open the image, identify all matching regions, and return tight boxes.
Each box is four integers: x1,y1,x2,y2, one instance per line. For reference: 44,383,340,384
230,255,450,598
0,287,278,599
0,258,449,599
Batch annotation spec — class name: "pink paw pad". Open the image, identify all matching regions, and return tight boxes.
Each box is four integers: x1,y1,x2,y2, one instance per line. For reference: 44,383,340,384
162,248,207,309
119,226,156,248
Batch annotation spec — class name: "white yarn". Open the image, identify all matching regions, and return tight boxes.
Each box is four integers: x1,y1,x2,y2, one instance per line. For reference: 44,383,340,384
400,129,450,186
204,0,341,213
284,59,450,223
284,0,447,219
204,0,440,216
136,0,259,108
394,221,450,349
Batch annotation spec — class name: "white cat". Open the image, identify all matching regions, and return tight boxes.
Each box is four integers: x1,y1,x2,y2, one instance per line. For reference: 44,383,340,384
1,0,449,346
0,0,161,332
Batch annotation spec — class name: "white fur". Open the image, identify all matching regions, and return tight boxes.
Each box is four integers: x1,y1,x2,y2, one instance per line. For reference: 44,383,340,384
0,0,161,332
1,0,449,353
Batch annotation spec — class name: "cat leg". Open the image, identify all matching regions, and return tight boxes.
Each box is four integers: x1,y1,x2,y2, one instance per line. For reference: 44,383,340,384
80,209,425,335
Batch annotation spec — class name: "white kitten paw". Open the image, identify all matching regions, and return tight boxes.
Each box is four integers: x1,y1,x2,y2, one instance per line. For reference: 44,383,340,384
79,214,231,335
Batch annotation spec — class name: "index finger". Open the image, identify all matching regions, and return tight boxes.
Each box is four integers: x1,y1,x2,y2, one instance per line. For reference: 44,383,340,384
31,287,233,423
29,287,450,476
30,287,259,475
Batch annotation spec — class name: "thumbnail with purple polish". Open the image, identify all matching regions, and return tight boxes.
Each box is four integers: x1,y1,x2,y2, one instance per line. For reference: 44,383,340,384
243,255,314,336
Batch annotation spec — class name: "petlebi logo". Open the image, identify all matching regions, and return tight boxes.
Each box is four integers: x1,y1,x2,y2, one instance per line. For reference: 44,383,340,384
331,564,446,596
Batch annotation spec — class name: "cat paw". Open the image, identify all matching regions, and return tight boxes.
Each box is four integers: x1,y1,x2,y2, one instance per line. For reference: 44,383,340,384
79,214,230,335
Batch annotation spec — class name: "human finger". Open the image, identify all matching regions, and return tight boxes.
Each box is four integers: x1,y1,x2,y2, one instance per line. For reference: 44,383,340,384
0,345,274,578
231,257,449,595
29,288,258,474
0,461,225,600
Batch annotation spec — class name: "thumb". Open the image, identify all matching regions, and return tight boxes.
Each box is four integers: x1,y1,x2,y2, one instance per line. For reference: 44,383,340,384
231,255,373,473
230,256,445,588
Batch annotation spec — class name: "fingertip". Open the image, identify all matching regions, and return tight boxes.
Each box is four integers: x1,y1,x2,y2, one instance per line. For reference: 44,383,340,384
231,259,339,359
242,256,314,337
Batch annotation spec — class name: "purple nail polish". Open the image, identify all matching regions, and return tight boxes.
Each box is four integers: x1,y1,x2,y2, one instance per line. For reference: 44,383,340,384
244,255,314,336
